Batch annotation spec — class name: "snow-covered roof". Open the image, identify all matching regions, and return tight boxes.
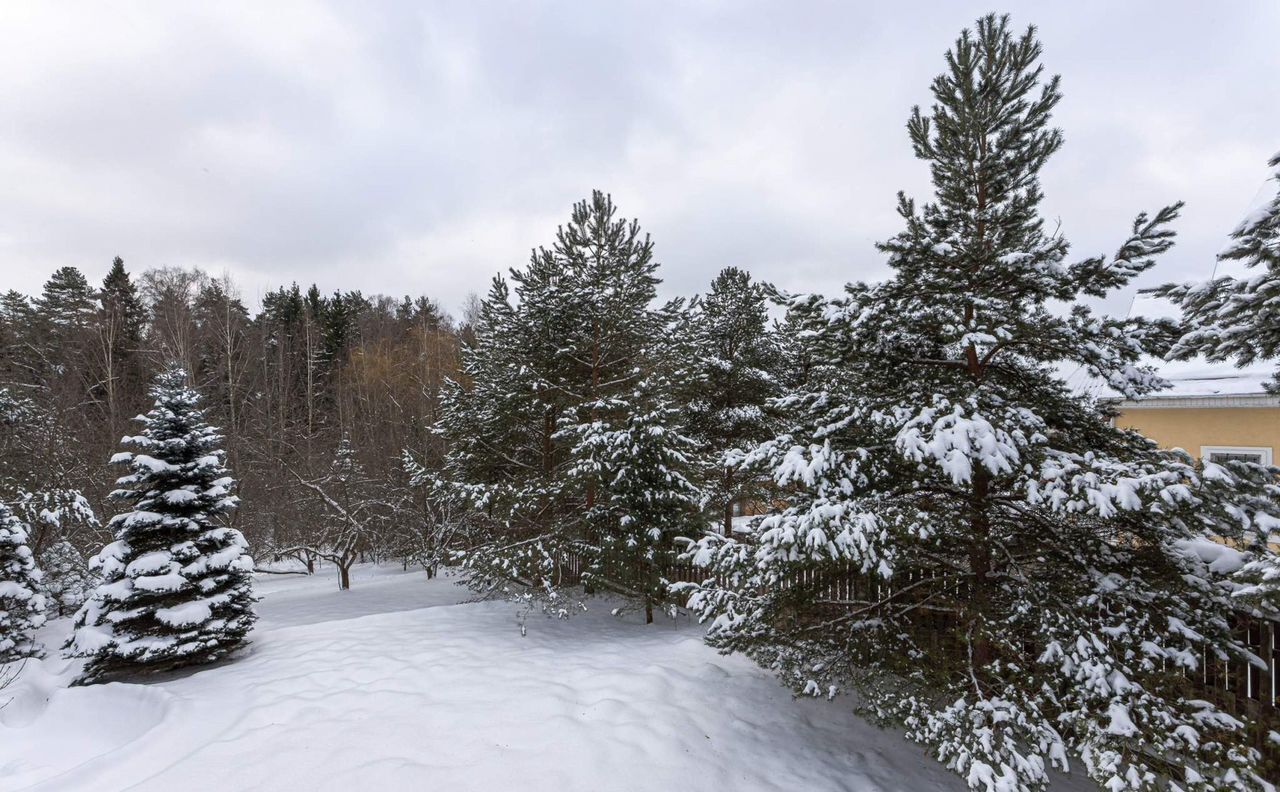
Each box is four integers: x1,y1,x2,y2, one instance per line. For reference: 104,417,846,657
1076,358,1277,407
1138,360,1273,399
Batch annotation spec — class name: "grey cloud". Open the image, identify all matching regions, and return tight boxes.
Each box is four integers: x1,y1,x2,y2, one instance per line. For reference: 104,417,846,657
0,1,1275,318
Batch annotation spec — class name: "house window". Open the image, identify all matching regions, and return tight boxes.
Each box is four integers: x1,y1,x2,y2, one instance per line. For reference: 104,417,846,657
1200,446,1273,466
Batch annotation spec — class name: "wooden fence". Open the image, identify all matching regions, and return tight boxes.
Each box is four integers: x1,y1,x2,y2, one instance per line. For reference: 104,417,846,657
554,549,1280,767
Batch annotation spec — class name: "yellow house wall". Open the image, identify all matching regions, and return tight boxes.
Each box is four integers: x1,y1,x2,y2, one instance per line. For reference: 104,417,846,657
1113,406,1280,459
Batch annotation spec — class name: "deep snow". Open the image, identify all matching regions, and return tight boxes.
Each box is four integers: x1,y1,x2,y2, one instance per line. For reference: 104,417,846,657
2,564,1086,792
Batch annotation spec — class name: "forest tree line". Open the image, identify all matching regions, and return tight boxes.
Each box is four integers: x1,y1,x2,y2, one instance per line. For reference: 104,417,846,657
0,232,782,602
0,259,478,597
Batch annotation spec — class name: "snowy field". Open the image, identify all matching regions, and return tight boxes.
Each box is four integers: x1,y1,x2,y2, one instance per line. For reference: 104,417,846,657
2,565,1086,792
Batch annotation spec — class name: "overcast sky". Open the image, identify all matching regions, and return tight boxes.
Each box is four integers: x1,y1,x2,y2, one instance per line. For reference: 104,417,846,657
1,1,1276,318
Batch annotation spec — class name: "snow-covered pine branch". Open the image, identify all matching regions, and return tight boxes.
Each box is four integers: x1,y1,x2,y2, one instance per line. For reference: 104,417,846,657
1152,151,1280,392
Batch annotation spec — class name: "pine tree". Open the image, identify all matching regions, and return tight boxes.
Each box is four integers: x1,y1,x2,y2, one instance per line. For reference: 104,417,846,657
684,267,779,535
0,290,31,326
34,267,96,389
67,365,256,683
1152,152,1280,389
36,266,96,332
0,501,45,662
572,372,700,622
445,192,693,614
0,290,34,380
680,16,1278,791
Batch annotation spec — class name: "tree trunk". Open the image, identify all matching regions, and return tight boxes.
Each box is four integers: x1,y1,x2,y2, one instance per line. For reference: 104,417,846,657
338,561,351,590
968,471,992,669
723,467,735,536
645,597,654,625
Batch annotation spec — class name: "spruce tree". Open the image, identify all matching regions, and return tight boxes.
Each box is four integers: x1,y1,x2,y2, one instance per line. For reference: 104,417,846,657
1153,152,1280,389
67,365,256,683
100,257,147,350
684,267,779,535
305,284,325,327
438,276,547,530
0,501,45,662
96,257,149,430
680,15,1278,791
320,291,354,373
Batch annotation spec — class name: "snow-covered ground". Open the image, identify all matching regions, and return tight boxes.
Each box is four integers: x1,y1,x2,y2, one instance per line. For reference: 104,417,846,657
2,565,1085,792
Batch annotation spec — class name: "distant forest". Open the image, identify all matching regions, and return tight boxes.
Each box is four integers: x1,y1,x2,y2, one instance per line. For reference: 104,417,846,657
0,257,477,584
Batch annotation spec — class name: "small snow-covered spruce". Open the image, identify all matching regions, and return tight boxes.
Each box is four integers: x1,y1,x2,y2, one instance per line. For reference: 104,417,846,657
66,365,255,684
1152,151,1280,391
677,15,1278,792
0,500,46,662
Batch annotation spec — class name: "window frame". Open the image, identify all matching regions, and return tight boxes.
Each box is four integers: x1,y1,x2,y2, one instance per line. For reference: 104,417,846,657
1199,445,1274,466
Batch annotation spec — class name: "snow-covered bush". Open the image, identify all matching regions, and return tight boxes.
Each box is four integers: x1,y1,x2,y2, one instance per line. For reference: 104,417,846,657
12,487,100,552
37,539,93,617
66,364,256,683
678,15,1280,792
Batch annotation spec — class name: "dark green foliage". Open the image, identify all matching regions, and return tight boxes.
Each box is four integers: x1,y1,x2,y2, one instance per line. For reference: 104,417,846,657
100,257,147,349
442,191,698,614
683,267,780,535
68,365,256,684
37,266,96,333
